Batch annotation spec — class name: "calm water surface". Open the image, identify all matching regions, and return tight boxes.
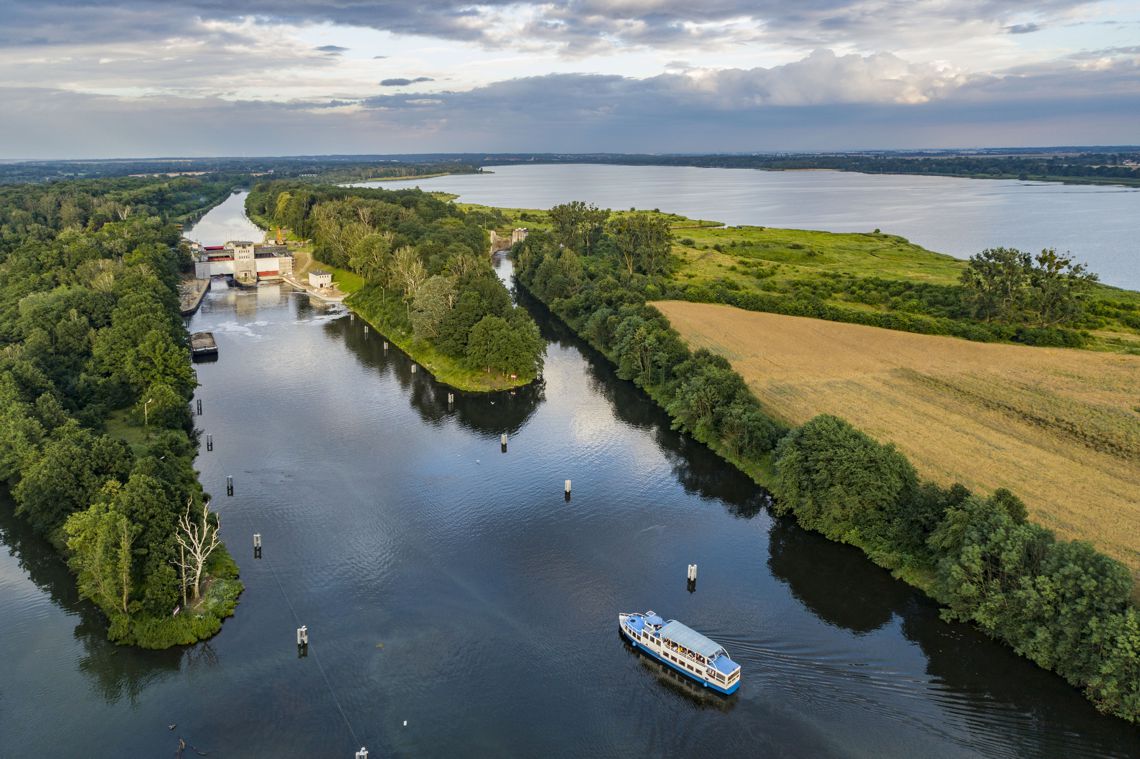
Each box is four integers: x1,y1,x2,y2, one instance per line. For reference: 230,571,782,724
366,165,1140,291
1,195,1139,758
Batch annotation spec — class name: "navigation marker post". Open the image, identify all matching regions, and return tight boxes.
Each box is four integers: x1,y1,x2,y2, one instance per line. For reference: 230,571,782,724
226,475,234,496
501,433,508,452
206,434,213,451
564,479,572,501
196,398,202,415
687,563,698,592
253,533,262,559
296,625,308,657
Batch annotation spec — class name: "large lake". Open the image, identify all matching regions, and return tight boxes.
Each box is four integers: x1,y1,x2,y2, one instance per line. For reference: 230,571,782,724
366,164,1140,291
2,194,1139,757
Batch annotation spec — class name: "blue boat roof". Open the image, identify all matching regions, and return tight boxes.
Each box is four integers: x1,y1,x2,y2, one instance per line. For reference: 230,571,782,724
712,655,739,675
659,620,725,659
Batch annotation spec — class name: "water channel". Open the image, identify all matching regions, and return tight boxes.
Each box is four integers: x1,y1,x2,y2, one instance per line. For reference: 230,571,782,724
1,191,1138,757
366,164,1140,291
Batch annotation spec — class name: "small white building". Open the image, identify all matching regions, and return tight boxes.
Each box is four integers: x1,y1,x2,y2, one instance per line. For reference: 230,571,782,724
511,228,529,244
309,270,333,289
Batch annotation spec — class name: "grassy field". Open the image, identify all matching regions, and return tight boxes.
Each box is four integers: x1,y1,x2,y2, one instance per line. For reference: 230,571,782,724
289,246,365,293
467,202,1140,351
653,300,1140,583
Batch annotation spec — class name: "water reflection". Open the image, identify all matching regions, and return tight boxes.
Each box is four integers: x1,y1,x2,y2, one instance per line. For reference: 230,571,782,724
0,498,182,705
620,635,737,713
520,287,767,518
767,519,901,635
324,307,546,435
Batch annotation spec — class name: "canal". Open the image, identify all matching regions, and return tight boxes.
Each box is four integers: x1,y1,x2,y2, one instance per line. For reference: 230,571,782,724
1,194,1138,757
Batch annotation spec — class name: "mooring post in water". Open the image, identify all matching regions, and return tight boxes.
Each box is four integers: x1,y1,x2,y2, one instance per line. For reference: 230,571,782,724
364,325,369,335
206,434,213,451
226,475,233,496
253,533,261,559
411,364,417,374
297,625,308,656
501,433,508,452
564,479,572,501
687,563,698,591
383,341,389,352
196,398,202,415
355,748,368,759
447,392,454,406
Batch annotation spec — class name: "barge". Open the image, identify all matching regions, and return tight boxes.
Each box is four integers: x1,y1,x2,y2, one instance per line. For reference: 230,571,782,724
619,610,741,694
190,331,218,360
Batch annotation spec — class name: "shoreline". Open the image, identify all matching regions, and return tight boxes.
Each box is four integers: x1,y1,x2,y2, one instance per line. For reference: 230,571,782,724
347,296,536,393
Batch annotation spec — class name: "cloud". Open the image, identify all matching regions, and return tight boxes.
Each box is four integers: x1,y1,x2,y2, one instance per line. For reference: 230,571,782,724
315,44,349,54
6,48,1135,158
1006,23,1042,34
379,77,434,87
0,0,1102,53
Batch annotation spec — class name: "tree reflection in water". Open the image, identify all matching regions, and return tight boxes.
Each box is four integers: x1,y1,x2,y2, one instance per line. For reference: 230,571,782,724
0,497,182,705
325,310,546,436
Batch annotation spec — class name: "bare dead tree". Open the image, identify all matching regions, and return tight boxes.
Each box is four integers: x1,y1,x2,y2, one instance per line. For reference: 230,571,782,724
175,499,221,602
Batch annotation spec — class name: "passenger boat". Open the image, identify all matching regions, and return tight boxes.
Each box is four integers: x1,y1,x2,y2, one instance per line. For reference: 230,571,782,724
619,611,741,694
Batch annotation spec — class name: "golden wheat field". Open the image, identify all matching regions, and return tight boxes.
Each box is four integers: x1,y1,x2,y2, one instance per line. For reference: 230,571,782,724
653,300,1140,579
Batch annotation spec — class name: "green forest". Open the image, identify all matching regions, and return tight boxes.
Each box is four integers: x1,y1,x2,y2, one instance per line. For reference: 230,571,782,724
513,201,1140,723
0,176,242,648
246,181,544,390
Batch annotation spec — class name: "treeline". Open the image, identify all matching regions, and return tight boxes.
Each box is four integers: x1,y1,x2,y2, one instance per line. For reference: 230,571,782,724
515,204,787,483
0,175,241,257
515,201,1140,723
0,157,480,185
677,276,1091,348
676,235,1116,348
773,417,1140,721
480,151,1140,186
247,182,543,383
0,176,240,648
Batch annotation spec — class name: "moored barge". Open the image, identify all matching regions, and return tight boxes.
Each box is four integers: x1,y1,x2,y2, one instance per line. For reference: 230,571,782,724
619,610,741,694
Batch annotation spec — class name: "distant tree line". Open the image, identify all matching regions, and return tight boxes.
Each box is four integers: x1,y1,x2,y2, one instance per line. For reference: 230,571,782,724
247,181,544,381
478,151,1140,186
0,176,241,648
515,200,1140,724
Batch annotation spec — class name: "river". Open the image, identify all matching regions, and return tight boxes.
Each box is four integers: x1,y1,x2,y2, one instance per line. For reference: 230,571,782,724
1,193,1138,758
362,164,1140,291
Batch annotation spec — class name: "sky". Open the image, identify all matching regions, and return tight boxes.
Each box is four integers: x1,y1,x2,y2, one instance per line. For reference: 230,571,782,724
0,0,1138,157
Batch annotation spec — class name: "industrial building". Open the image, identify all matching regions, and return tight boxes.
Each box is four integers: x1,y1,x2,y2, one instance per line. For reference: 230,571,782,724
192,240,294,285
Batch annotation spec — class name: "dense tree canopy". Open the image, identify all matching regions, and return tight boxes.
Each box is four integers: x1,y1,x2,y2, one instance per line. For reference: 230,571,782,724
247,181,545,381
0,175,240,648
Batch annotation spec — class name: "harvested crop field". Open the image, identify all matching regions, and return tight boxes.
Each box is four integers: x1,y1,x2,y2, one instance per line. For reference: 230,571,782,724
653,300,1140,580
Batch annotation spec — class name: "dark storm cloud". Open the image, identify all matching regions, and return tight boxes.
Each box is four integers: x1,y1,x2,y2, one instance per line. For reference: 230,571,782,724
379,77,434,86
0,0,1101,49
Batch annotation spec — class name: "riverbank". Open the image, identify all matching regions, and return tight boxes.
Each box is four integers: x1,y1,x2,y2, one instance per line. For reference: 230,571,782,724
513,227,1140,725
348,287,537,392
179,276,211,315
